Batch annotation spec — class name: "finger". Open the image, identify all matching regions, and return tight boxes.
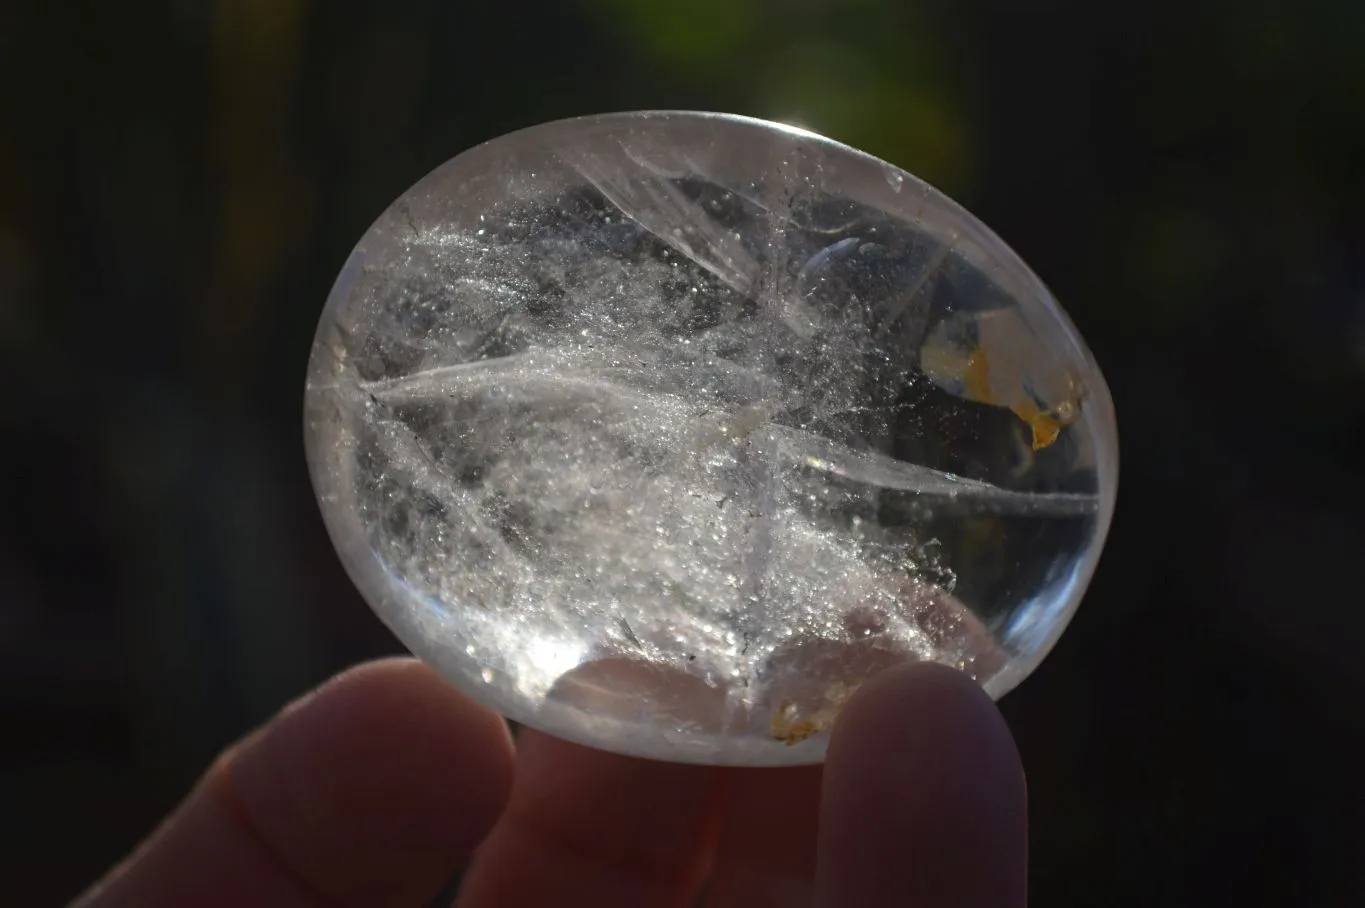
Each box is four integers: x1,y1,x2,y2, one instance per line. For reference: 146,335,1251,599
701,631,910,908
457,730,724,908
702,766,823,908
73,658,516,908
816,662,1027,908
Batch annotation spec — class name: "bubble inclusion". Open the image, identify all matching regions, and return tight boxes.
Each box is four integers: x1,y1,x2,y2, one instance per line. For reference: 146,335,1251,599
304,112,1117,766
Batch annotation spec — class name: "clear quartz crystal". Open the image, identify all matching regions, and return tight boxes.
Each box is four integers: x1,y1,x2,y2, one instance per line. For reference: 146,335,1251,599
304,111,1118,766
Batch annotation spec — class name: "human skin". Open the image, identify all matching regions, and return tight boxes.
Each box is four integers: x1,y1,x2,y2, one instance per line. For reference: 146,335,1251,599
71,658,1027,908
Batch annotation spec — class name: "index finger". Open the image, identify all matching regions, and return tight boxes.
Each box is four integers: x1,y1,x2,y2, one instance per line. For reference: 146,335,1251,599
72,658,516,908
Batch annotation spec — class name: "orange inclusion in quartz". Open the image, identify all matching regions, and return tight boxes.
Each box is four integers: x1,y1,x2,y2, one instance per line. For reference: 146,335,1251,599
959,348,1076,451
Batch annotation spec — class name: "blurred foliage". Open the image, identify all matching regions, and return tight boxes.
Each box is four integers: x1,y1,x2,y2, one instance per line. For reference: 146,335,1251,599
586,0,976,190
2,0,1364,905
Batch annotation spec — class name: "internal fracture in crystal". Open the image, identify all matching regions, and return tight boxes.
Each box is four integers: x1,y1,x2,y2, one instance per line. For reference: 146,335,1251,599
304,112,1118,766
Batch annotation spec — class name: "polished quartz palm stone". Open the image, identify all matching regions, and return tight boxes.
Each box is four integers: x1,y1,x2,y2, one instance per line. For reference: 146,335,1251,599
304,111,1118,766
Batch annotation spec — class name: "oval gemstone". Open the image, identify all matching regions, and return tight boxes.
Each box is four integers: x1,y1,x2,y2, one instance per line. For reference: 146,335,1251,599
304,111,1118,765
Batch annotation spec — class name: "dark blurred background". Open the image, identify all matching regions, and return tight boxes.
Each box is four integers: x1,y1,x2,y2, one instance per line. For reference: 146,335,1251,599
3,1,1364,904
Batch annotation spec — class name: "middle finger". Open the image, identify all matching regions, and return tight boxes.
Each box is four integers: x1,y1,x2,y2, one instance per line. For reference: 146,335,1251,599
703,766,823,908
457,729,723,908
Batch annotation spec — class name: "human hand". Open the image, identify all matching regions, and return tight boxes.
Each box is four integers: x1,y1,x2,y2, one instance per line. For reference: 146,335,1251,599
71,658,1026,908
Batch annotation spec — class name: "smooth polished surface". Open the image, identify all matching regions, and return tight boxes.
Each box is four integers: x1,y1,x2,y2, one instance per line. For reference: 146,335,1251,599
304,111,1117,765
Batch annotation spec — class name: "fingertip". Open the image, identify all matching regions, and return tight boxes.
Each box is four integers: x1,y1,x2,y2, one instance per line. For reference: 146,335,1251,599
226,657,516,906
818,661,1027,908
830,661,1020,768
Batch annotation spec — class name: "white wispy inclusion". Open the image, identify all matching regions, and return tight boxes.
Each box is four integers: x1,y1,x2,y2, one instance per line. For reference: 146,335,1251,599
305,113,1117,765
